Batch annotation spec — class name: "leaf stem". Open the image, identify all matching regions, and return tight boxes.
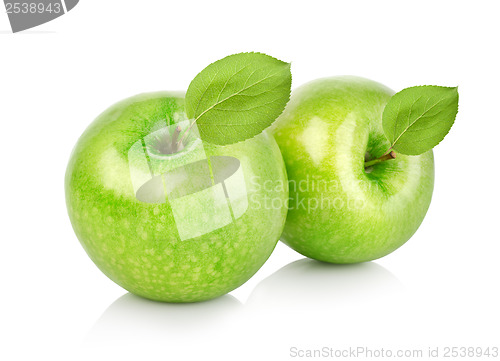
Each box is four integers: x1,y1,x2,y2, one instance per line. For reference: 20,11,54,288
364,151,397,169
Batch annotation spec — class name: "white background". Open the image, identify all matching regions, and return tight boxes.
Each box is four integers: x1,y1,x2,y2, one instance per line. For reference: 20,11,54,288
1,1,499,360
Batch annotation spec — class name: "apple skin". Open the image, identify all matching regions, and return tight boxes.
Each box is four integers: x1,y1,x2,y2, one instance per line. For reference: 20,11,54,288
271,76,434,263
65,92,288,302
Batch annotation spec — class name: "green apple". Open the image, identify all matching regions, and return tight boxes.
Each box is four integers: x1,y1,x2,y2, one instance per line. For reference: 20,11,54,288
65,92,288,302
271,76,434,263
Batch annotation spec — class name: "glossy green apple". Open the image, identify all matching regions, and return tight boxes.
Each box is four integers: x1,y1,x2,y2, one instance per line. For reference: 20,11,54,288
65,92,288,302
271,76,434,263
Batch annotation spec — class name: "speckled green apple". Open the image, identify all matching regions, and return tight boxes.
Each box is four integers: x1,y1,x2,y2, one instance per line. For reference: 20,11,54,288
65,92,288,302
271,76,434,263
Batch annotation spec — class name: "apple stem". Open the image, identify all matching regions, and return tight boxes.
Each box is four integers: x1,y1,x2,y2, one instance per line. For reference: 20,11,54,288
171,125,182,153
177,120,196,148
364,151,397,169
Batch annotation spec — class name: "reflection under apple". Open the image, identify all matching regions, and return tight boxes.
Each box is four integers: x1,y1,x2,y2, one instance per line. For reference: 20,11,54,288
247,258,404,309
87,257,403,346
86,293,243,346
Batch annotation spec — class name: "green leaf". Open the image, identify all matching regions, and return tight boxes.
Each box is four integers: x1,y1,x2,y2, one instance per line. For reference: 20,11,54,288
185,52,292,145
382,85,459,155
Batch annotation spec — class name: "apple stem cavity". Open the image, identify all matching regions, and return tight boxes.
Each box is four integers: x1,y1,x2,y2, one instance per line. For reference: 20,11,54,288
364,151,397,169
